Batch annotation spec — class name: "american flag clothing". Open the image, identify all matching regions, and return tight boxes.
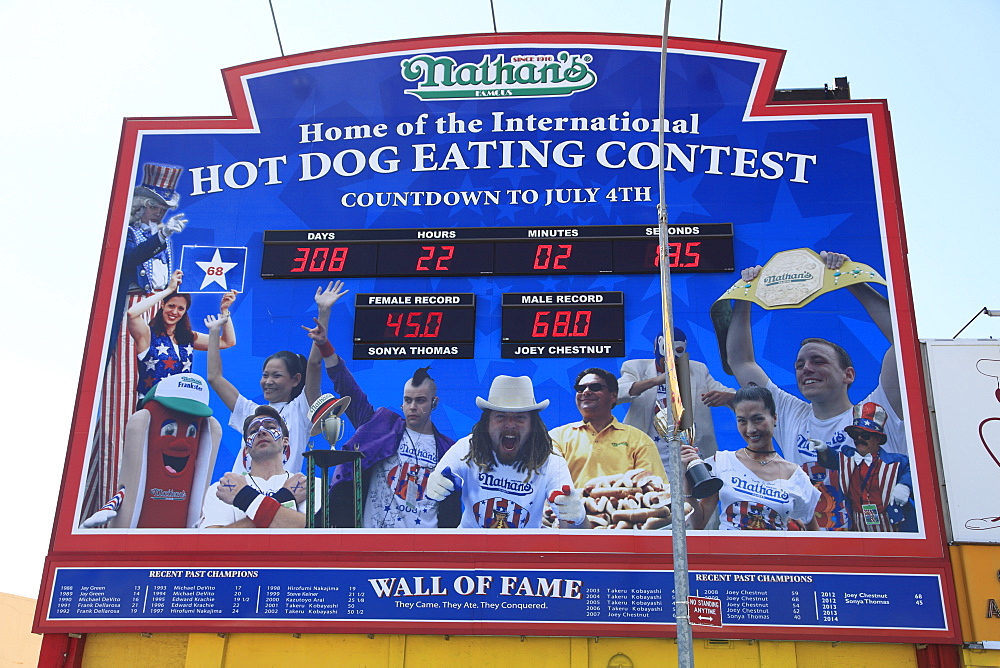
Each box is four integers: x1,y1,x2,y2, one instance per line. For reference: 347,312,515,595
766,381,906,530
81,293,150,522
834,447,912,532
473,497,530,529
126,224,172,294
137,331,194,394
712,450,820,531
434,436,573,529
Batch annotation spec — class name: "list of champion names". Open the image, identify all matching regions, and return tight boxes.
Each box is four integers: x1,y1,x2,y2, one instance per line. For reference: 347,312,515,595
46,568,945,631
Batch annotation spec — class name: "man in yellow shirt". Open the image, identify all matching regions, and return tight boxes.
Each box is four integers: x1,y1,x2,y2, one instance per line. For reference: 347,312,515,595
549,368,667,487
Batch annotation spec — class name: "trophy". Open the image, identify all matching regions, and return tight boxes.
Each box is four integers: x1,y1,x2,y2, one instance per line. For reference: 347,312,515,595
653,406,723,499
304,393,362,528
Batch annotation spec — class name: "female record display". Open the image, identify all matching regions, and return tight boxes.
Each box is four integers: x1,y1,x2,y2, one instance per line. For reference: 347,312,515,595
681,384,820,531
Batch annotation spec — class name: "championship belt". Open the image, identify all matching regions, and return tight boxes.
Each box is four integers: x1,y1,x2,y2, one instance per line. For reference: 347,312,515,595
710,249,885,374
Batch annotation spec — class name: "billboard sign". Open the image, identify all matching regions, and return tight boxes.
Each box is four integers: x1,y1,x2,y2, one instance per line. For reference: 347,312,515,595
37,33,957,642
923,339,1000,543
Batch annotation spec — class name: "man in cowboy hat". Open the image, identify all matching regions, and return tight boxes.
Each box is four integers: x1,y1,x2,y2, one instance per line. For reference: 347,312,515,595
426,375,588,529
199,405,316,528
551,367,667,487
816,401,915,532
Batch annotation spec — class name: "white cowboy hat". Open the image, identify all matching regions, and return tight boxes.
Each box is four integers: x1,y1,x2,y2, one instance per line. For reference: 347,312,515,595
475,375,549,412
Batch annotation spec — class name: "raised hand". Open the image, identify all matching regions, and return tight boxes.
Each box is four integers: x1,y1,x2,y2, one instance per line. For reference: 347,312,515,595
315,280,348,310
167,269,183,292
204,312,230,333
219,290,238,312
819,250,851,269
162,213,188,237
302,317,329,345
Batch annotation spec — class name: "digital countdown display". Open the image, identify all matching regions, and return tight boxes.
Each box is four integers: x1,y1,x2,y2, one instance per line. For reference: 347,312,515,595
261,224,734,279
352,293,476,360
501,292,624,359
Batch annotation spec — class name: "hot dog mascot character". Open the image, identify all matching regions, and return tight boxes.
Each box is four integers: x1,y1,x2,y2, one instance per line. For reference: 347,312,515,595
83,373,221,528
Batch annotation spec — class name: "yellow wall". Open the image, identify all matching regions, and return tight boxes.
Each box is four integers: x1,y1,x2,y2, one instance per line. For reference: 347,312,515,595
78,633,924,668
0,593,43,667
952,544,1000,643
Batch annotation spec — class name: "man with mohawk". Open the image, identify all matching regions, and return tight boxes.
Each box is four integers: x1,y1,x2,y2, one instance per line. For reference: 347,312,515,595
307,287,459,528
427,375,588,529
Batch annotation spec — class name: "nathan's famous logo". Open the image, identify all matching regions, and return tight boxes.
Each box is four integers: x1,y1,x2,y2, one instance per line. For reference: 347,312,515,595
400,51,597,100
762,271,815,286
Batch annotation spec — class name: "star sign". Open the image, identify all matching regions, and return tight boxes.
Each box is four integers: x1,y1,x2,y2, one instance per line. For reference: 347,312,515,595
291,480,305,494
155,342,171,357
195,249,239,290
221,480,236,491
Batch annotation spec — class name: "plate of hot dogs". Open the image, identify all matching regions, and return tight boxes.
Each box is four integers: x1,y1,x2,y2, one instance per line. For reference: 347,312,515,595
581,468,693,530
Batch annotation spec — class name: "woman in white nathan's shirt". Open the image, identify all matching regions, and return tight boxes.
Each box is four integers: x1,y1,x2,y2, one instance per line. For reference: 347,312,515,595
681,384,820,531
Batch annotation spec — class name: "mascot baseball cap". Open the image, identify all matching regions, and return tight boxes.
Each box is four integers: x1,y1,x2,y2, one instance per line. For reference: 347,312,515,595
141,374,213,417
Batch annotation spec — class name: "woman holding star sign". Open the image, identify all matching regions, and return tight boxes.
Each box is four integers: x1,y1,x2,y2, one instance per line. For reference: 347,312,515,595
127,269,237,401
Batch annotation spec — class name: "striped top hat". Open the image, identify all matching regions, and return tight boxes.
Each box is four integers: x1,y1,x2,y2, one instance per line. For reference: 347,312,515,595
134,163,182,208
844,401,888,445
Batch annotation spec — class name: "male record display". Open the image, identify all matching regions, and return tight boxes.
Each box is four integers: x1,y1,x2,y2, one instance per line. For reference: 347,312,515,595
40,33,955,642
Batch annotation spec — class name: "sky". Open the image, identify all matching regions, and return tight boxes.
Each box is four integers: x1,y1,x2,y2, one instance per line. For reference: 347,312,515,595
1,0,996,601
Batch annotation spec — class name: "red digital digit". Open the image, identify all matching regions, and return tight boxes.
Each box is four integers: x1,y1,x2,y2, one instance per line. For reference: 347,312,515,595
682,241,701,267
553,311,571,336
435,246,455,271
308,247,330,272
650,244,661,269
423,312,443,337
385,312,403,337
405,311,423,337
532,311,550,338
291,248,310,273
329,247,349,272
572,310,592,337
553,244,572,269
416,246,434,271
533,244,552,270
667,242,681,268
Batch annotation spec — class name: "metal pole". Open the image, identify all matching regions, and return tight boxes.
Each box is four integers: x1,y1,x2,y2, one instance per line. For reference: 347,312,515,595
321,466,331,528
353,458,362,529
657,1,694,665
306,457,316,528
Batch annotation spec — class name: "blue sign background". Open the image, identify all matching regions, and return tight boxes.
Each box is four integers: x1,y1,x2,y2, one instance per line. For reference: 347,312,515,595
48,566,945,631
110,44,889,487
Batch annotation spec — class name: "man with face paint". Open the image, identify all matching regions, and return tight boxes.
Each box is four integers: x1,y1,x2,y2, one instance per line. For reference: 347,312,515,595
199,405,315,528
618,328,735,461
305,292,459,528
426,376,588,529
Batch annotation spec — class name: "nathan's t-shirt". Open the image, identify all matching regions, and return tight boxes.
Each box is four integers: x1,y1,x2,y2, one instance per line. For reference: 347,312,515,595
362,428,440,528
435,437,572,529
712,450,819,531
